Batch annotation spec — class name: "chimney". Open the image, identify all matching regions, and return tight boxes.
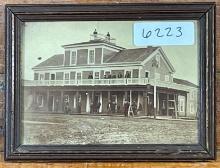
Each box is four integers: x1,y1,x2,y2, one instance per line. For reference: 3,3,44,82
93,29,98,40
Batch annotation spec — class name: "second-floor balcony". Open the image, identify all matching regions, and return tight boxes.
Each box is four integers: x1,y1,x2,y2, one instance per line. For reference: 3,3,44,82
23,78,150,87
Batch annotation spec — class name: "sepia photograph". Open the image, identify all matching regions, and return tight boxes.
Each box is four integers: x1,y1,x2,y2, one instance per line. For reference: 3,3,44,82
21,21,199,145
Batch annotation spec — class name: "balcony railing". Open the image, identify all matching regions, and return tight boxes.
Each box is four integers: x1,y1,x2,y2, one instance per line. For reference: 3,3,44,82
23,78,195,92
23,78,150,86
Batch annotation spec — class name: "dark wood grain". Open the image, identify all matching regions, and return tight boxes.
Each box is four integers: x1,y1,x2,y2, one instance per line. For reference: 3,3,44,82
0,0,220,167
4,3,216,161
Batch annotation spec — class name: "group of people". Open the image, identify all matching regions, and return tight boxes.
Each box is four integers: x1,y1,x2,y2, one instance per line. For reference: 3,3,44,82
87,72,132,80
62,97,142,117
123,100,142,117
107,100,119,114
90,101,101,114
63,99,81,114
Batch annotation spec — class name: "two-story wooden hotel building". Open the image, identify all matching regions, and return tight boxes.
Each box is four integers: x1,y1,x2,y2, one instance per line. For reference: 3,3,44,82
23,30,198,118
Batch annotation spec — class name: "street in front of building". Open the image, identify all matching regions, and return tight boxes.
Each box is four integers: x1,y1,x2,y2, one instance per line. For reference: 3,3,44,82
22,113,198,145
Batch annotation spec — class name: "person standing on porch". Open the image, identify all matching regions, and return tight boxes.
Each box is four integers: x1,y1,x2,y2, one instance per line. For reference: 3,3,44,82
97,101,101,113
90,101,94,114
93,100,97,114
107,100,112,114
132,101,137,116
77,100,81,113
124,100,129,117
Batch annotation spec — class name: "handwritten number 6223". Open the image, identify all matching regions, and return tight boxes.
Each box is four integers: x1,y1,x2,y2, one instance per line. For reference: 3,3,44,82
142,27,182,38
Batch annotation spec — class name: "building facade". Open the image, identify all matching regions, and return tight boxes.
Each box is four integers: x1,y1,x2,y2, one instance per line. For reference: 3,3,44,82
23,30,198,118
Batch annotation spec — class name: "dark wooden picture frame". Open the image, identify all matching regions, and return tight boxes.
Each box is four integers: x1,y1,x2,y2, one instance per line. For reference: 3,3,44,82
5,3,216,161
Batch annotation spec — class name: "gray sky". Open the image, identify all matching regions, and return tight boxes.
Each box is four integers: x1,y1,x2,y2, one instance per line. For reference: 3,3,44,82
21,21,199,84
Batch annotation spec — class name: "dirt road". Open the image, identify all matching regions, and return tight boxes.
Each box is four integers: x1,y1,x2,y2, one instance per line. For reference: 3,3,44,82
22,113,198,145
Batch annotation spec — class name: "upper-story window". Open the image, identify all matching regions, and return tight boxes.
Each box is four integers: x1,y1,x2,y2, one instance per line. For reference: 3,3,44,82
145,71,150,78
88,50,95,64
64,50,71,66
34,73,39,80
39,74,44,80
71,51,77,65
64,73,70,80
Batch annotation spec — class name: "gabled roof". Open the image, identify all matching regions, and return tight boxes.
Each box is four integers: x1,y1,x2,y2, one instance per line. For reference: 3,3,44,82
62,39,125,50
105,47,158,63
173,78,198,88
34,54,64,68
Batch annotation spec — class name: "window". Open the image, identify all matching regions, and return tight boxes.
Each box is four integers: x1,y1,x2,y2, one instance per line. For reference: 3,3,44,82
50,74,55,80
37,95,44,107
64,73,69,80
95,72,99,79
145,71,149,78
34,73,39,80
71,51,76,65
77,72,82,79
165,75,170,82
88,50,95,64
64,50,71,65
125,71,131,78
39,74,44,80
45,73,50,80
179,99,185,112
70,72,75,80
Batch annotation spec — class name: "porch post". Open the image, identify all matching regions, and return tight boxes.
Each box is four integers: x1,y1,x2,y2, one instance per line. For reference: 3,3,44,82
185,93,187,117
157,92,159,115
60,91,63,113
46,90,49,111
174,94,178,119
153,82,157,119
86,92,90,113
76,91,79,113
137,91,140,109
166,94,169,116
73,93,76,109
130,90,132,104
100,92,103,113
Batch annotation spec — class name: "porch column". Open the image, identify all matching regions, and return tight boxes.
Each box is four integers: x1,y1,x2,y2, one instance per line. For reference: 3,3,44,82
99,92,103,113
46,90,49,111
76,91,79,113
33,90,37,104
60,91,63,113
129,90,132,105
185,93,187,117
73,93,76,109
166,94,169,116
86,92,90,113
174,94,178,119
157,92,160,115
137,91,140,109
153,83,157,119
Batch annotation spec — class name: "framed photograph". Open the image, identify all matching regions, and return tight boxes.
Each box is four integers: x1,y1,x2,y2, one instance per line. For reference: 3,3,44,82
5,3,216,161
